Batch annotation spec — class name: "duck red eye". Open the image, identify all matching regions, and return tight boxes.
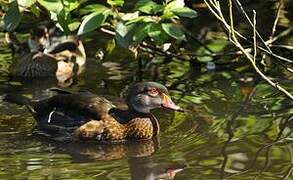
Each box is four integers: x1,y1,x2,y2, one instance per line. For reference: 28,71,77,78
148,88,159,97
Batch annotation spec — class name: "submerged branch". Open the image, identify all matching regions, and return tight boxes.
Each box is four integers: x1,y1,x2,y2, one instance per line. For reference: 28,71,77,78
220,84,257,179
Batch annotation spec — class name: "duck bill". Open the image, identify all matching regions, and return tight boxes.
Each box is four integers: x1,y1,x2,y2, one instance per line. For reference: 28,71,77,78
162,93,184,112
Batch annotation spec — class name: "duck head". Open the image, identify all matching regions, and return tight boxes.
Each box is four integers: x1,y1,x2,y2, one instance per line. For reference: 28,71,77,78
27,25,51,52
28,25,86,61
126,82,183,113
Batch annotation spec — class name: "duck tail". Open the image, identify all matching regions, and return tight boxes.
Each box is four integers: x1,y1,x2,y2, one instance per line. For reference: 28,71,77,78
2,94,30,106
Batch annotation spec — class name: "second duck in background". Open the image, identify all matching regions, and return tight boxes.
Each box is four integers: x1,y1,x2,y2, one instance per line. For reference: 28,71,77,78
6,25,86,86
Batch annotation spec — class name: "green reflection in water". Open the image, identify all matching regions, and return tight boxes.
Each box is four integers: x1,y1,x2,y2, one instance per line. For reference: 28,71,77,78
0,2,292,179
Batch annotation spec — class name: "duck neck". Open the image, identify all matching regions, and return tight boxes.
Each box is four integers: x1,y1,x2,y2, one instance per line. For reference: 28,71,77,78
149,113,160,136
109,108,148,122
128,109,160,136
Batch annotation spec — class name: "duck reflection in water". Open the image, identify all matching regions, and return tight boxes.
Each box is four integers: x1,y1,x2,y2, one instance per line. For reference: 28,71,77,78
38,135,184,180
37,134,160,161
5,25,86,86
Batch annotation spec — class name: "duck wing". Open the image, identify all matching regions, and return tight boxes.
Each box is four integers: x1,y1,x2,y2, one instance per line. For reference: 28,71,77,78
43,36,79,54
49,88,73,94
32,92,116,129
49,88,92,95
4,92,115,130
10,52,57,78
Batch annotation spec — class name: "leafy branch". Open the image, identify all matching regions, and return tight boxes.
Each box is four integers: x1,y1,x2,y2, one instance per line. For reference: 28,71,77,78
2,0,198,49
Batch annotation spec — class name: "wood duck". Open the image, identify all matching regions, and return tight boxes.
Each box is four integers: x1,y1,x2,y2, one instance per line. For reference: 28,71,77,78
4,82,183,142
6,27,86,85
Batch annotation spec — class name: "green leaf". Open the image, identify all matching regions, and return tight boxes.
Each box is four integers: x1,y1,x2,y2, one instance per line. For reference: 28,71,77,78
148,23,169,44
78,12,108,35
107,0,124,7
68,20,80,31
115,22,136,48
49,11,58,22
17,0,36,7
106,39,116,54
57,9,70,33
38,0,63,13
134,0,163,14
148,23,161,37
133,23,151,43
53,0,79,32
162,0,187,19
171,7,197,18
162,23,186,40
17,0,36,11
126,16,156,25
116,22,130,37
4,1,22,31
161,9,177,19
63,0,79,12
121,11,139,21
80,4,109,15
165,0,185,10
30,4,40,17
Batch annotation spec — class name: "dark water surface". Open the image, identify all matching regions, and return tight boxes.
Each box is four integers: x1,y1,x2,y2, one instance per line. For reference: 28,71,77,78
0,1,292,179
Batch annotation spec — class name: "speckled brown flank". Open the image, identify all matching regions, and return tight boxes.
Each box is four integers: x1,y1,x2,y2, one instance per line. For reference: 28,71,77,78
74,114,155,141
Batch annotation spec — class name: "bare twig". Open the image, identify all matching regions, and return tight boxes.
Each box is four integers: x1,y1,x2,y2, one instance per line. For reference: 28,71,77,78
203,0,293,101
269,0,283,42
206,0,293,64
267,27,293,45
253,10,257,64
282,165,293,180
100,27,115,36
232,0,272,53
